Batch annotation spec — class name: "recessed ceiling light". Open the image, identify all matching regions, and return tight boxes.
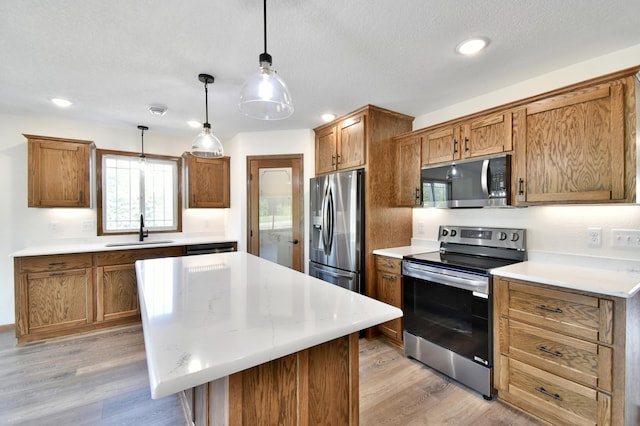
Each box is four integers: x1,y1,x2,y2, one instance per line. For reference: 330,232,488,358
321,113,336,122
455,38,489,56
187,120,201,128
149,105,168,116
51,98,72,108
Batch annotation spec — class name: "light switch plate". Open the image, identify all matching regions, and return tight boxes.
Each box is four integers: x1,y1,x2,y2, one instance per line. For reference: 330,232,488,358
612,229,640,249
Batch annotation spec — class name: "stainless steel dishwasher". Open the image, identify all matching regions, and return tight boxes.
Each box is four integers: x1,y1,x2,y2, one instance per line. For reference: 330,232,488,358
185,242,237,255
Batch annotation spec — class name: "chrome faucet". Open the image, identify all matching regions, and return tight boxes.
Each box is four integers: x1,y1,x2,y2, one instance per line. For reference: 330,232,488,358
139,214,148,241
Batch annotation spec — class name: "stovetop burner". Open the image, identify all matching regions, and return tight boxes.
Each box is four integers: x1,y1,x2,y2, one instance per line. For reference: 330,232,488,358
404,225,526,274
406,251,522,274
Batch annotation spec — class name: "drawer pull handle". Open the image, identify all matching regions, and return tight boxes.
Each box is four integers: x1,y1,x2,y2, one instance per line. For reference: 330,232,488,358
382,263,394,268
48,262,66,267
49,273,66,277
536,345,563,357
535,386,562,401
536,304,563,314
382,274,395,280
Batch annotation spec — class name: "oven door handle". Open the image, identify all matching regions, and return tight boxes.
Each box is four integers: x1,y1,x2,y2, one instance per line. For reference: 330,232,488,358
404,265,488,294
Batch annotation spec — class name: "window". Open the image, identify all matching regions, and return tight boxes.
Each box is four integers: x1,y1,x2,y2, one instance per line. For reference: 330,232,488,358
97,149,182,235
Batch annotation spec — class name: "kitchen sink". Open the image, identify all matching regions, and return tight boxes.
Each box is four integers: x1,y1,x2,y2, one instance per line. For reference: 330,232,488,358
104,240,174,247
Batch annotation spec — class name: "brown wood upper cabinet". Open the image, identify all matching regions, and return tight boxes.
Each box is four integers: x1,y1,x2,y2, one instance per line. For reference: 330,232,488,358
396,134,423,207
514,76,635,205
315,113,366,174
26,134,93,208
183,153,230,208
421,111,514,166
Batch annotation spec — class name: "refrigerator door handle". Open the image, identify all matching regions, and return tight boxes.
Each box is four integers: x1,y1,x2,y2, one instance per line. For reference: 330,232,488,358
326,186,334,255
321,185,330,256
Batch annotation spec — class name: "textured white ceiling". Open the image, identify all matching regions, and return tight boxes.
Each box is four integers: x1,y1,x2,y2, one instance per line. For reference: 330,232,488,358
1,0,639,141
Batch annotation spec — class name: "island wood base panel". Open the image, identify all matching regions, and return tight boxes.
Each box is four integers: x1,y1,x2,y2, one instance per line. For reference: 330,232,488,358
183,333,359,426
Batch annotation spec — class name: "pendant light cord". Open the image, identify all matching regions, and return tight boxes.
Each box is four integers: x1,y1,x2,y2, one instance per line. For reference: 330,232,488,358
204,81,209,126
263,0,267,54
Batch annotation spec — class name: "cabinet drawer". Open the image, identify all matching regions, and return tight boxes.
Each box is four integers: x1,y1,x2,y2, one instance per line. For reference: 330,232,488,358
505,319,612,392
18,254,93,273
95,246,184,266
375,256,402,274
507,281,613,344
505,357,611,426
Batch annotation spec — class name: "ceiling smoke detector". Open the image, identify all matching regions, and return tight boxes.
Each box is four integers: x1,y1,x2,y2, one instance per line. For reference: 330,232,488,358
148,105,168,116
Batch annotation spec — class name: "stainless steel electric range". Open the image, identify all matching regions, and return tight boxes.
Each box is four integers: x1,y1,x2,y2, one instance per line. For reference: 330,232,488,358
402,225,526,399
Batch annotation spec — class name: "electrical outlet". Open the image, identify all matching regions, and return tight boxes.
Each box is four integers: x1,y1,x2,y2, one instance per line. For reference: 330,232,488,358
587,227,602,247
49,222,58,232
612,229,640,249
81,220,94,231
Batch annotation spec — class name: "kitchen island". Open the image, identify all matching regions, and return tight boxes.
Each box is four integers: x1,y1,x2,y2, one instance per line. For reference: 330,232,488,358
135,251,402,425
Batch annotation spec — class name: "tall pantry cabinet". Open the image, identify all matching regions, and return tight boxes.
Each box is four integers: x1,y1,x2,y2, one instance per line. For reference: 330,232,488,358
313,105,414,317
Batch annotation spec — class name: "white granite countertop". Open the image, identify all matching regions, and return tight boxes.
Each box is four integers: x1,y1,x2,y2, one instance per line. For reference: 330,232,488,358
135,251,403,399
9,234,236,257
372,245,437,259
492,261,640,298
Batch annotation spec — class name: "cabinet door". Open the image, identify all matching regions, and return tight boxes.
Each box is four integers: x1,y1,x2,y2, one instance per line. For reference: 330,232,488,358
515,80,626,204
462,111,513,159
27,136,92,207
315,125,337,174
396,135,422,206
96,264,139,322
376,271,402,342
422,125,461,165
22,268,91,334
186,154,230,208
337,114,366,170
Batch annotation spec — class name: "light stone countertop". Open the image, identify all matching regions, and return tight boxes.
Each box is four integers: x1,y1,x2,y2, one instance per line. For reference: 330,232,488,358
135,251,403,399
9,234,237,257
491,260,640,298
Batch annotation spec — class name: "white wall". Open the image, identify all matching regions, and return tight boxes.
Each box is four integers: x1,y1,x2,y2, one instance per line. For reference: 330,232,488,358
224,129,316,255
0,111,314,326
411,44,640,262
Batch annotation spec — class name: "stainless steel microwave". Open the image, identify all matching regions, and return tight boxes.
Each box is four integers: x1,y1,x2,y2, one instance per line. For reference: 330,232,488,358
421,155,511,208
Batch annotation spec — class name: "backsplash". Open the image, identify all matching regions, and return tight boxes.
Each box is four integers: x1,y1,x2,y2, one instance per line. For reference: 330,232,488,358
412,204,640,261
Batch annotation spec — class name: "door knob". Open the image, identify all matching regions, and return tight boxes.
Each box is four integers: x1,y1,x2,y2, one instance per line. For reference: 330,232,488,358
288,239,299,244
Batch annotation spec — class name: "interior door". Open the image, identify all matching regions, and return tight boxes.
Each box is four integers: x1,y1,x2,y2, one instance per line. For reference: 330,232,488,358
247,155,304,271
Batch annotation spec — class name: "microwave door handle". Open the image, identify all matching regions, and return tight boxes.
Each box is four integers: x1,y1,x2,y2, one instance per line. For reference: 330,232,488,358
481,159,490,198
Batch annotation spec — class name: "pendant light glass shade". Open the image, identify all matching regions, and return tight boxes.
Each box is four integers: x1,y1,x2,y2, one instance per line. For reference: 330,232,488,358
191,123,224,158
191,73,224,158
239,0,293,120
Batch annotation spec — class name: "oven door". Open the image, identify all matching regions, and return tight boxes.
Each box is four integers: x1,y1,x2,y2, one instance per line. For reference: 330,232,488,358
403,264,492,366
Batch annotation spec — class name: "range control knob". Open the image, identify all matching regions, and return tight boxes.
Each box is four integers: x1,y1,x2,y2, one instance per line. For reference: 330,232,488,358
511,233,520,242
441,229,449,237
498,232,508,241
450,230,457,237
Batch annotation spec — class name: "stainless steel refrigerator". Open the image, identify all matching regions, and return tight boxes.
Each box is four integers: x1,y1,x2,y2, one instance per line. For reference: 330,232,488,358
308,169,364,293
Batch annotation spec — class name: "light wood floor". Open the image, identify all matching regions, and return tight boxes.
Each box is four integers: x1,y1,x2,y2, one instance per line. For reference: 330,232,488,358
0,325,543,425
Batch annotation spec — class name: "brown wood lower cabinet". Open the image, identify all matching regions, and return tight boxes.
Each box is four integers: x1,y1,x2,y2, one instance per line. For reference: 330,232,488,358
374,255,403,346
14,246,185,343
184,333,359,426
494,276,640,426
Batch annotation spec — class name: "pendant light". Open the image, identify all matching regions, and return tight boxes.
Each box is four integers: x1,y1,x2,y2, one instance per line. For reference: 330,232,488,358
138,125,148,167
239,0,293,120
191,73,224,158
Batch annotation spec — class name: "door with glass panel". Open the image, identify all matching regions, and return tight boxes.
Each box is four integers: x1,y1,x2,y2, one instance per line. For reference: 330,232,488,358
247,155,304,271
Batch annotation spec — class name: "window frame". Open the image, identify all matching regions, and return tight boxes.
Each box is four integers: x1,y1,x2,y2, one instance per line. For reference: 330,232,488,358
96,149,182,236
